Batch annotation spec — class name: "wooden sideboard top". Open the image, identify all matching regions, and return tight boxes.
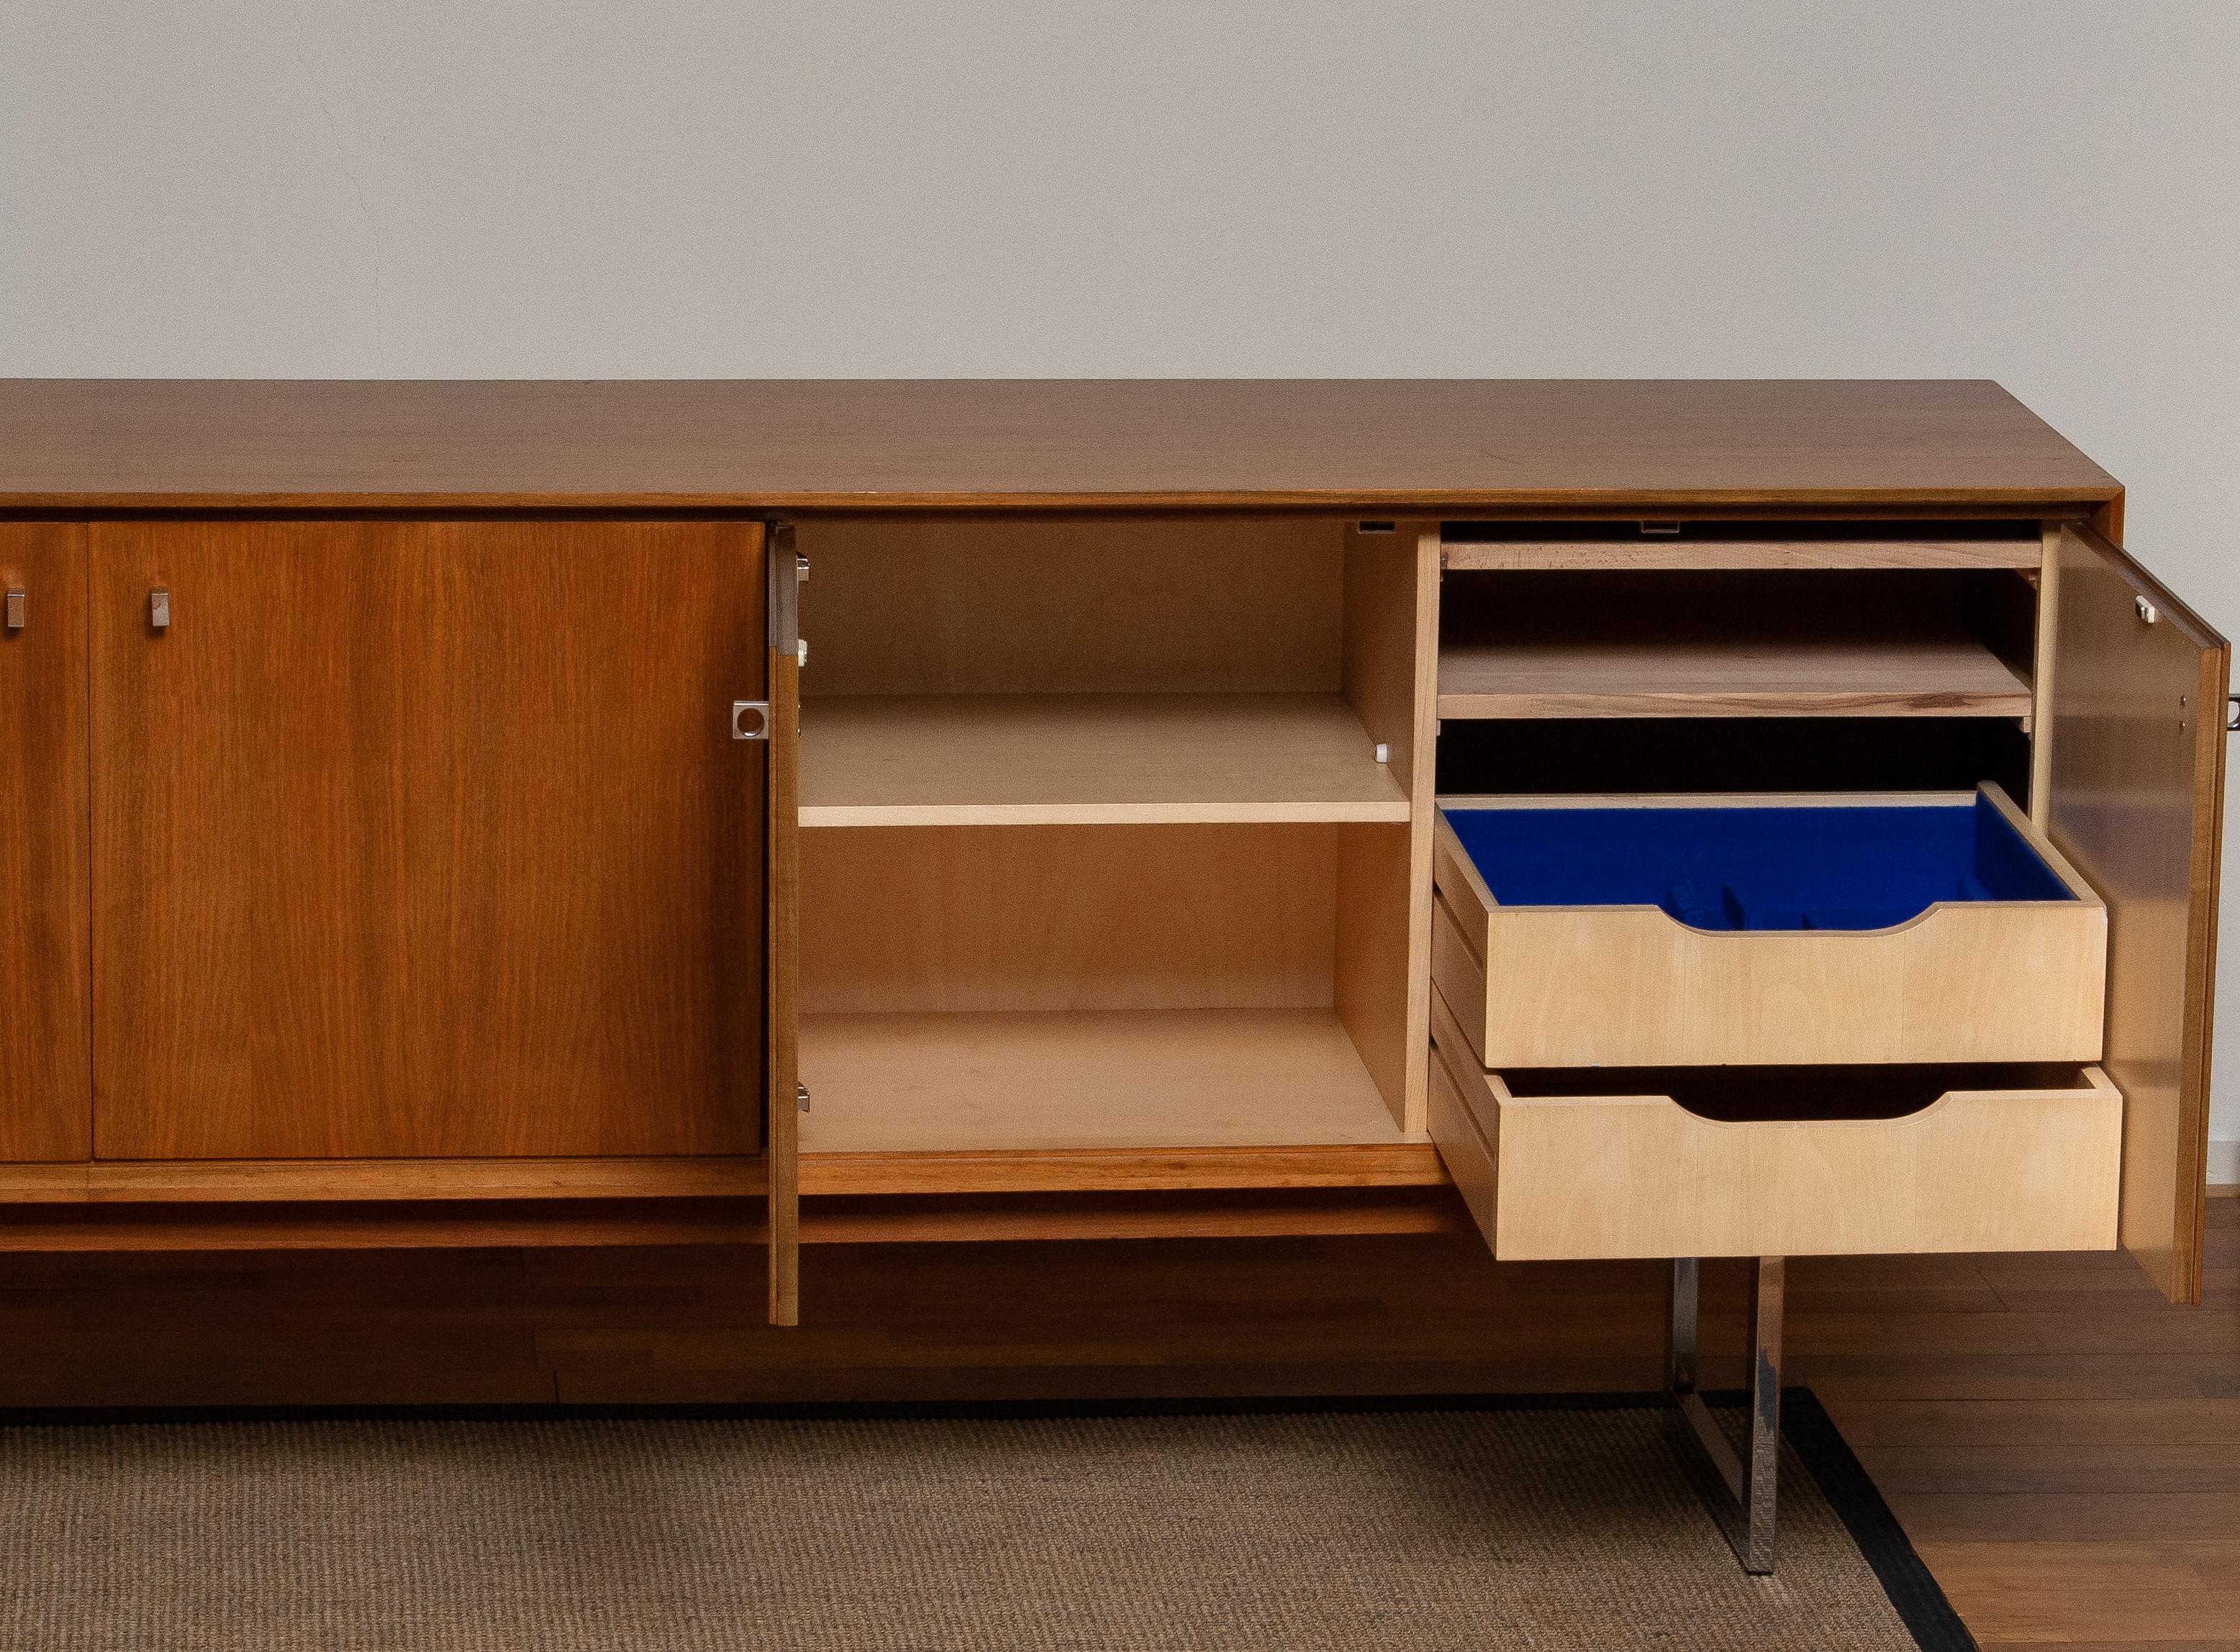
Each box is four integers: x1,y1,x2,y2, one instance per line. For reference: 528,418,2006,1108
0,378,2119,512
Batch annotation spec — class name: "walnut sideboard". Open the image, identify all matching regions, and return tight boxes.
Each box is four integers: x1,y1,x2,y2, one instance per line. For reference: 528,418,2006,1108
0,381,2222,1371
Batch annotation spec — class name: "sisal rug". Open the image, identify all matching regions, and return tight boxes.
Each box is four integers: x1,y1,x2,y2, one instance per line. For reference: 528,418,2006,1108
0,1394,1968,1652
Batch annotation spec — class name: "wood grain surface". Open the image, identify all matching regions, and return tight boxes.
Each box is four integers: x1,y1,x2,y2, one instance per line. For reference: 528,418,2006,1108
0,525,92,1160
1333,523,1442,1130
1430,786,2109,1068
0,1158,767,1202
0,1194,2229,1650
0,380,2119,510
89,519,767,1159
1441,536,2043,571
797,694,1407,825
1431,989,2123,1261
1437,566,2036,720
794,1143,1446,1195
797,1008,1409,1153
800,822,1343,1017
0,1145,1451,1202
2044,524,2230,1304
765,548,800,1327
794,517,1343,694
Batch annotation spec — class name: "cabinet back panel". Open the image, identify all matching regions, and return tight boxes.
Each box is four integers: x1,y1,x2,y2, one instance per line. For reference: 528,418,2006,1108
796,519,1342,696
0,525,92,1161
90,520,766,1160
1436,567,2033,721
1436,717,2031,800
800,824,1336,1014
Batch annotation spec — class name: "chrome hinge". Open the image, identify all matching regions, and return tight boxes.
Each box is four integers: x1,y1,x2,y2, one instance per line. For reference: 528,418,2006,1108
735,521,804,736
797,1083,811,1113
769,522,801,653
2227,694,2239,733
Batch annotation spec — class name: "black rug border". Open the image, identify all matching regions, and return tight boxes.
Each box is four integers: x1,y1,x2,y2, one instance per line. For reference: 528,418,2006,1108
1774,1389,1978,1652
0,1386,1973,1652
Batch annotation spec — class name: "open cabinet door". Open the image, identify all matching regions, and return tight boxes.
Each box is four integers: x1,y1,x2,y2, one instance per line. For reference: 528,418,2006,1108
2042,522,2228,1304
764,524,802,1325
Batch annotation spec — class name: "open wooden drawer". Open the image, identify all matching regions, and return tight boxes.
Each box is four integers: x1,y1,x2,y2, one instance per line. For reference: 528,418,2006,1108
1432,782,2107,1068
1428,987,2122,1260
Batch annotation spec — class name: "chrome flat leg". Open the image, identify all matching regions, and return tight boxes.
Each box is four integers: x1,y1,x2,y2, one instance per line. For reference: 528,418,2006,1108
1665,1256,1784,1575
1742,1256,1785,1572
1667,1256,1700,1396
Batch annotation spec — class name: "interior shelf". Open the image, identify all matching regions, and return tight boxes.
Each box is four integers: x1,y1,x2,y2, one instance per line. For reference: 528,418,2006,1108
1439,628,2031,720
799,693,1411,826
1438,571,2033,721
1439,525,2041,573
797,1007,1419,1153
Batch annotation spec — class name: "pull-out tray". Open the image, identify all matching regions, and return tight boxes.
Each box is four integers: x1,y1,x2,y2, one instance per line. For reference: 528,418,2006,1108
1428,989,2122,1261
1432,783,2106,1068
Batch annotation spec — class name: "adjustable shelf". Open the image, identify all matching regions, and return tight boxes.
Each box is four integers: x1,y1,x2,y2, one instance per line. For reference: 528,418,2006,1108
1440,524,2042,573
1438,630,2033,720
1443,539,2042,571
799,693,1410,826
1437,569,2034,721
792,517,1433,1164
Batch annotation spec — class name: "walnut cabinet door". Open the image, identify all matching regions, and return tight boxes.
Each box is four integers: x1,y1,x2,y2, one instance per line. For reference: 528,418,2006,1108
89,519,775,1174
0,525,93,1161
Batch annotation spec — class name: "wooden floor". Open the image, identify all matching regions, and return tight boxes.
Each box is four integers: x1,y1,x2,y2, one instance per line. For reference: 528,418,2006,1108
0,1193,2231,1649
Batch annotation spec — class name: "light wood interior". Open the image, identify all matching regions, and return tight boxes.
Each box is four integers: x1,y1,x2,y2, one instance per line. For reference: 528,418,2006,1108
1440,523,2041,572
1429,986,2123,1261
794,517,1435,1162
1334,522,1441,1132
799,1009,1416,1153
799,693,1405,825
2045,522,2229,1303
1430,784,2109,1069
795,517,1343,696
794,519,1405,825
799,823,1419,1154
802,824,1342,1015
1438,568,2034,720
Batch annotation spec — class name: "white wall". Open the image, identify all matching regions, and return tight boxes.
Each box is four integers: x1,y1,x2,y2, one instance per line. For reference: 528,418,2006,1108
6,3,2239,1155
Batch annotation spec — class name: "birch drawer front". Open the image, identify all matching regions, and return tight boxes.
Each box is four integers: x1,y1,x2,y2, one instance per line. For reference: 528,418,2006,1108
1432,782,2107,1069
1428,988,2123,1261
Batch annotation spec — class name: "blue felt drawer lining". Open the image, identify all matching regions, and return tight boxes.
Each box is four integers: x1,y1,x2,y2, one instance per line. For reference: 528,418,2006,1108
1443,794,2074,932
